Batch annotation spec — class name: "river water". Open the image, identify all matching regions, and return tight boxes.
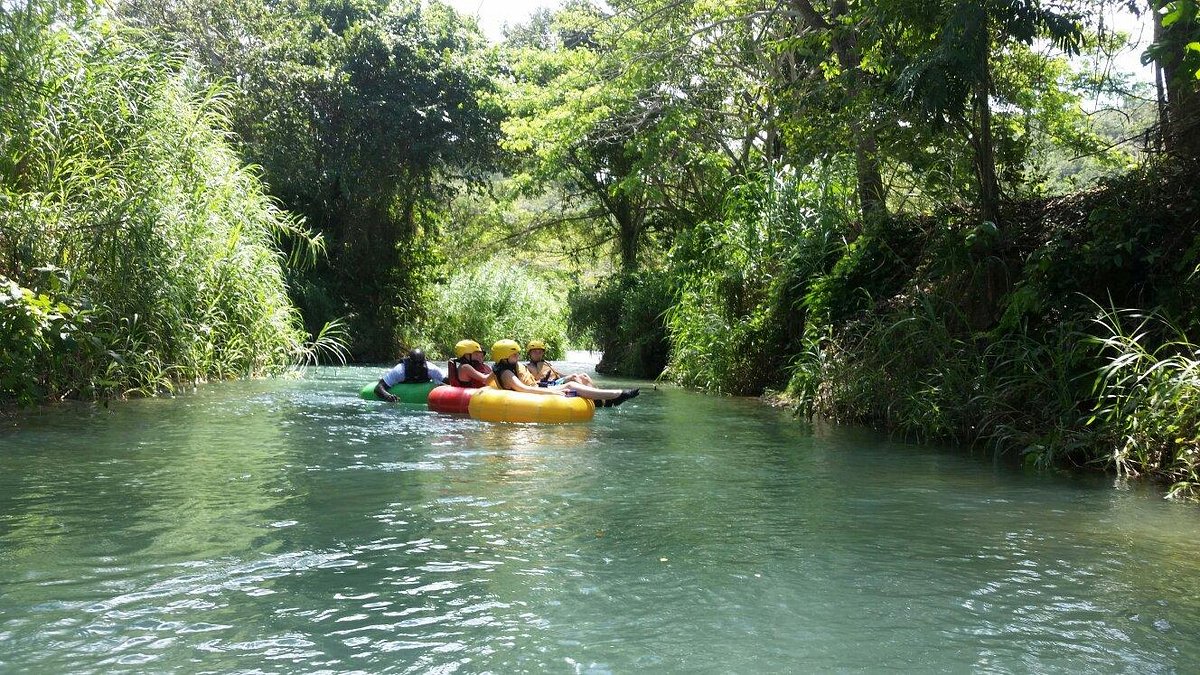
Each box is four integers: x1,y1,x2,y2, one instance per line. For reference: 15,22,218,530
2,362,1198,673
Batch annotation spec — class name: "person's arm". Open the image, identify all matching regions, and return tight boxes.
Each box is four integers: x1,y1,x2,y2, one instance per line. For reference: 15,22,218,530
459,364,488,385
502,370,562,395
374,379,398,403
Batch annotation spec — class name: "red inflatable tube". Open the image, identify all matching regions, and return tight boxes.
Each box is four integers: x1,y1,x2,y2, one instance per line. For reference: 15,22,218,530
427,384,481,414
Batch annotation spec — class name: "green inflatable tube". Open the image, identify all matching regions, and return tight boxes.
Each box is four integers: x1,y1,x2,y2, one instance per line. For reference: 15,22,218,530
359,380,440,403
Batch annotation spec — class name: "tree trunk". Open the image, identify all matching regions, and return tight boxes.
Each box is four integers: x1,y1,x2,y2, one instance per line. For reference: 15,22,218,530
971,16,1000,225
829,0,887,224
790,0,887,224
849,116,887,224
1152,1,1200,161
972,74,1000,225
614,195,641,273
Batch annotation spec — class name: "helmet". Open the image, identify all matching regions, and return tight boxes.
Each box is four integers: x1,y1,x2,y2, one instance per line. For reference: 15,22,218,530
526,339,547,352
454,339,482,358
405,348,426,365
490,339,521,362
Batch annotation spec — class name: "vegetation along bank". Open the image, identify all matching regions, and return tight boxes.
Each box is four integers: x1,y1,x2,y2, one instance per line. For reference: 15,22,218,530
2,0,1198,496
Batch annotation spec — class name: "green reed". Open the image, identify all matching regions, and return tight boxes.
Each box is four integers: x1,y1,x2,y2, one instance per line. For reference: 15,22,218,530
1,2,337,404
1088,306,1200,498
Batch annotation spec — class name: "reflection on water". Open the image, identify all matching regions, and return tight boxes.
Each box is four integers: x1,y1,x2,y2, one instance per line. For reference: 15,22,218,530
2,364,1199,672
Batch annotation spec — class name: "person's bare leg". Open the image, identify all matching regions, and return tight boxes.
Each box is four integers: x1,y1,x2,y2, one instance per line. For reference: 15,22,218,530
563,382,639,407
562,382,619,400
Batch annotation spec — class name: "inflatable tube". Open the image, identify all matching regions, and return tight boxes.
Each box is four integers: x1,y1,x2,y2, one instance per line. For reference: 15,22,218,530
426,385,595,423
428,384,481,414
359,380,440,403
468,387,595,423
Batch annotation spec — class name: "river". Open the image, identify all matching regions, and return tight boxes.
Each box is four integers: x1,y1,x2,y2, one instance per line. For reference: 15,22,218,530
2,362,1198,672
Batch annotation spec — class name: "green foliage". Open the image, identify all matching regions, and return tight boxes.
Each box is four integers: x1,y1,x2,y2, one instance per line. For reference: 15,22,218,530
119,0,504,360
663,165,854,394
421,258,570,360
803,216,927,326
1088,307,1200,498
779,160,1200,496
0,275,93,405
569,269,673,377
1145,1,1200,80
1,4,327,404
998,163,1200,332
789,297,1096,462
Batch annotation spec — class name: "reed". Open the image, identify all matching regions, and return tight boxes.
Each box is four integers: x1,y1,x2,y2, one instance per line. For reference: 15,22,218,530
1088,306,1200,497
1,2,335,405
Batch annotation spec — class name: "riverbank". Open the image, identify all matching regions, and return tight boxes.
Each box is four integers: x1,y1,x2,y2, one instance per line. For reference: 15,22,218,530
580,161,1200,499
782,162,1200,498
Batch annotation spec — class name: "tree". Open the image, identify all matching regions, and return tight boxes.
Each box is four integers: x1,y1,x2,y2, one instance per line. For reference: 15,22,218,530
786,0,889,223
1144,0,1200,159
118,0,503,358
888,0,1084,225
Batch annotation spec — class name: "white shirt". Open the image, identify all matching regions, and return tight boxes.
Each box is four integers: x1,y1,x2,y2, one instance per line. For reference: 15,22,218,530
382,362,446,387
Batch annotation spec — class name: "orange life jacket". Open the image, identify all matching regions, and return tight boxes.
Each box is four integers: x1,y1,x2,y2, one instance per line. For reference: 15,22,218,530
526,359,562,384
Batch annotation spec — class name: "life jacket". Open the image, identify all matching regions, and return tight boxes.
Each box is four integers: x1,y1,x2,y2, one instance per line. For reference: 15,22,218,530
488,361,536,390
448,357,487,388
401,355,431,383
526,359,562,384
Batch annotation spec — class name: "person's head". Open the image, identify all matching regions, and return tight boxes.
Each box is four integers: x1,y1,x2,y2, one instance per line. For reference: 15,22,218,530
526,340,547,362
490,339,521,365
454,339,484,363
404,348,426,367
404,348,428,379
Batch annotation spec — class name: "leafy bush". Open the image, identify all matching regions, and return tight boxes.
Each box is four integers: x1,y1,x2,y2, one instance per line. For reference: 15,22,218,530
569,270,673,377
0,274,94,405
663,165,853,394
422,258,570,359
801,214,929,326
1,5,331,404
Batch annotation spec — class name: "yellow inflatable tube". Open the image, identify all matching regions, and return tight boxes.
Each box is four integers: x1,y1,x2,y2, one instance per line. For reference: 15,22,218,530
467,388,595,423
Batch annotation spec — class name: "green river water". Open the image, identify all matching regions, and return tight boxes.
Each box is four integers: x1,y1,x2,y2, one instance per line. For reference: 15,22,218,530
2,362,1199,673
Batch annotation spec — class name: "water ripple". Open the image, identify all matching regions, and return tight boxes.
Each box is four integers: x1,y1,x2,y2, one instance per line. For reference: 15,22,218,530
2,366,1199,672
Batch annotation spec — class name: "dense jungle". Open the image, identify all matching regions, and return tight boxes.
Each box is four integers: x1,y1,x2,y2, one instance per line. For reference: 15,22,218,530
3,0,1200,496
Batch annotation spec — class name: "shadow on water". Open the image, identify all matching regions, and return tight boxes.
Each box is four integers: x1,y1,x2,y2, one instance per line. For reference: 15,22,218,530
2,365,1199,672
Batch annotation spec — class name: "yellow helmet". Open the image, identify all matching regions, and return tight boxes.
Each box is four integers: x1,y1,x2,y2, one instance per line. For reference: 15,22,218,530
526,339,547,352
454,339,482,358
490,339,521,362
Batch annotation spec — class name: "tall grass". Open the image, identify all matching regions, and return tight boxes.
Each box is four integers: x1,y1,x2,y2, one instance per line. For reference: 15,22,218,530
421,258,570,359
786,287,1200,497
1,1,335,404
789,298,1095,464
1088,307,1200,498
